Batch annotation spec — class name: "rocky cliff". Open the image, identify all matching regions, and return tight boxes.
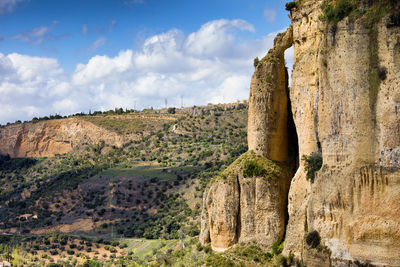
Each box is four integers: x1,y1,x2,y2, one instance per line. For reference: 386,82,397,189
0,118,124,158
200,26,297,252
201,0,400,266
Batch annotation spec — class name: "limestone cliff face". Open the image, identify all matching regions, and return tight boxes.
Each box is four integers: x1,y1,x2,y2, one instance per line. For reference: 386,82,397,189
284,0,400,266
201,0,400,266
248,26,293,161
0,118,124,158
200,27,296,252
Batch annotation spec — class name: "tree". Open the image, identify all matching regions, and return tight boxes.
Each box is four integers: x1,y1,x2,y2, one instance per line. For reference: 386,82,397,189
253,57,260,68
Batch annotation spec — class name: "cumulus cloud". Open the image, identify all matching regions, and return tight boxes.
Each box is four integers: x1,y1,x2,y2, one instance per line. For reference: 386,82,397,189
185,19,254,57
73,50,132,85
0,53,67,123
0,19,294,124
0,0,25,14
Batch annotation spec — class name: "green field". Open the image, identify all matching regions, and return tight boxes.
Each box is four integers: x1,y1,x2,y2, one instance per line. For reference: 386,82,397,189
121,238,179,258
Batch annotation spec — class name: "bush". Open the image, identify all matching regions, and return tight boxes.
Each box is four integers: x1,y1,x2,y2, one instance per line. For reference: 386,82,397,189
306,230,321,248
196,243,203,251
302,152,322,182
188,226,200,237
204,245,212,254
83,260,102,267
243,160,265,178
253,57,260,68
322,0,356,23
285,1,297,11
119,243,128,249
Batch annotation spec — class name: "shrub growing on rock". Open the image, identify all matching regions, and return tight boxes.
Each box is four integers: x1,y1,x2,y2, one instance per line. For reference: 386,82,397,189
302,152,322,182
306,230,321,248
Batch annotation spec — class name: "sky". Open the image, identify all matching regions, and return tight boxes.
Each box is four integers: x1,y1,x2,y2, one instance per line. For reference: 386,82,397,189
0,0,293,124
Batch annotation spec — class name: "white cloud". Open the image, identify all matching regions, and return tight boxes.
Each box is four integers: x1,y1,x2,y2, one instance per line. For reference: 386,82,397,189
209,75,250,104
8,21,64,45
0,53,70,123
0,0,25,14
263,8,277,23
7,53,62,82
73,50,132,85
184,19,254,57
0,19,291,124
87,37,107,52
52,98,78,112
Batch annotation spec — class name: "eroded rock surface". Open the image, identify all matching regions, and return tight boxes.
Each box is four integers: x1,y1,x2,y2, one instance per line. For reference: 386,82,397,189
0,118,124,157
200,26,295,252
284,1,400,266
200,151,292,252
202,1,400,266
248,26,293,161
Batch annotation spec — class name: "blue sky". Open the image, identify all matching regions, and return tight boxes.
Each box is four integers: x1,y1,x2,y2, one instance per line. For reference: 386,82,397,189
0,0,292,124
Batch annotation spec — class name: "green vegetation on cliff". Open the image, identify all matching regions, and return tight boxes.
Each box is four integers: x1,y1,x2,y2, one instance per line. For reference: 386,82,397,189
321,0,399,24
302,152,322,182
210,150,282,185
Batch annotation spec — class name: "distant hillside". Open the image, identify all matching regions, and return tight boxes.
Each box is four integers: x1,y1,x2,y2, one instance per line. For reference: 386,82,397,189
0,102,247,158
0,103,248,248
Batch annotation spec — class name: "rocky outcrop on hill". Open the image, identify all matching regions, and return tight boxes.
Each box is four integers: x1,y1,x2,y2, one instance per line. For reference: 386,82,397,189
200,151,293,252
0,118,124,158
201,0,400,266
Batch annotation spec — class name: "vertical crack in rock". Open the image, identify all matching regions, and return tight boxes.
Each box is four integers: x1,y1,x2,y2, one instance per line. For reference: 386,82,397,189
235,173,241,243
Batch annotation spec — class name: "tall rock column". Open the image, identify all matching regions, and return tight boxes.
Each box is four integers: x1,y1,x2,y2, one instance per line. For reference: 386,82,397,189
200,26,295,252
248,26,293,161
283,0,324,261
